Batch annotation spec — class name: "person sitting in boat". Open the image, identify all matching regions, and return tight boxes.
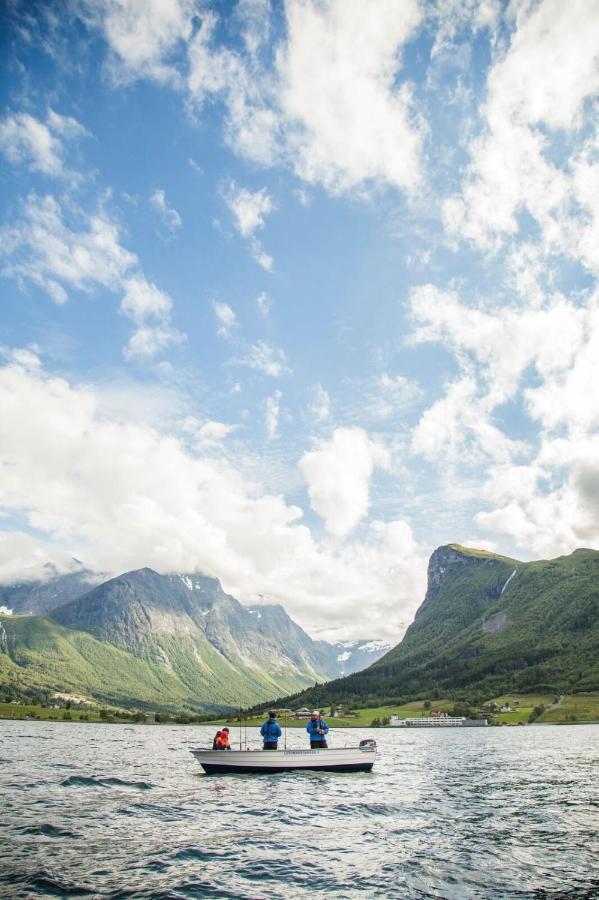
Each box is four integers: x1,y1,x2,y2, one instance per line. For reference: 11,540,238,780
212,730,222,749
215,727,231,750
307,711,329,749
260,710,282,750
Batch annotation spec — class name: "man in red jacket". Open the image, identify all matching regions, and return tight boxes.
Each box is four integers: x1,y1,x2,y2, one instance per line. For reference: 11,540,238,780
215,727,231,750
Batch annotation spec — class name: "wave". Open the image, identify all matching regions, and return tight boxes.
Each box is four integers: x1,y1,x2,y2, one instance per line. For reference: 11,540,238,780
60,775,153,790
0,870,96,896
18,823,79,838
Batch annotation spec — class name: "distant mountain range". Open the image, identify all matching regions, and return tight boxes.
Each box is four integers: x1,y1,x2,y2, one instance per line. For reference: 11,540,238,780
0,566,389,711
273,544,599,710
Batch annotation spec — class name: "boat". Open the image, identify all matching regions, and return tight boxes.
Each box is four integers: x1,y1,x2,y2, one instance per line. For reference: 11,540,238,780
389,715,488,727
190,741,378,775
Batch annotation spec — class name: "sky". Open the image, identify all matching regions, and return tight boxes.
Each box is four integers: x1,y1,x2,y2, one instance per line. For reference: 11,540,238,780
0,0,598,642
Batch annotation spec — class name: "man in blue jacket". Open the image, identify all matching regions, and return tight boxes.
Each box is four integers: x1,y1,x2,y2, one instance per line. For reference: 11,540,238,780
307,710,329,749
260,710,282,749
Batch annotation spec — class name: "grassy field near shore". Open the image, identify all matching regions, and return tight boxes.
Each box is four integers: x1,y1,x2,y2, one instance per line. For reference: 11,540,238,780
218,693,599,728
2,692,598,726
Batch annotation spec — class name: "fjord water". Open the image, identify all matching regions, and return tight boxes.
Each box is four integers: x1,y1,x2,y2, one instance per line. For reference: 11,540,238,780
1,722,598,899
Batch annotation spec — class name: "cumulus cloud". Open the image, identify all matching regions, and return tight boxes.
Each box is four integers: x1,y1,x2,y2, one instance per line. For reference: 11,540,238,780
256,291,272,318
409,282,599,555
121,275,173,323
81,1,425,198
265,389,282,439
0,194,183,358
124,323,186,361
213,300,238,339
308,384,331,422
0,354,425,640
299,427,390,537
277,0,424,194
0,109,87,177
84,0,195,85
150,188,182,232
181,417,239,448
0,194,136,303
235,340,290,378
443,0,599,274
222,181,274,271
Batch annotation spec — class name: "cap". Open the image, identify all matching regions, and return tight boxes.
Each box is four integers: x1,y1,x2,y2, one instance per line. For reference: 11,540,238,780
312,710,320,716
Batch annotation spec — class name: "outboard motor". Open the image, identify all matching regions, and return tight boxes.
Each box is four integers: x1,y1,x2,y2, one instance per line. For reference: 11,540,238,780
359,738,377,751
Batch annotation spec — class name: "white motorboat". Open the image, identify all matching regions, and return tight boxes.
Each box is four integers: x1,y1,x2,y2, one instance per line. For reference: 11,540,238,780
190,742,378,775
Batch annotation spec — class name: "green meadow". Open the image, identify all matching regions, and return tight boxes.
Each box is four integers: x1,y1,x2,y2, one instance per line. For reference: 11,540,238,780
2,692,598,727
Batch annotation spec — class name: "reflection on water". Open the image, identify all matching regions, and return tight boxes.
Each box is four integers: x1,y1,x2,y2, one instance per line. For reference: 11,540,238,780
1,721,598,898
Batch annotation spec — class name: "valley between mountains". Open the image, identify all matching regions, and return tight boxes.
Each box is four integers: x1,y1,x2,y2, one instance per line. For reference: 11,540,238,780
0,566,388,712
1,543,598,715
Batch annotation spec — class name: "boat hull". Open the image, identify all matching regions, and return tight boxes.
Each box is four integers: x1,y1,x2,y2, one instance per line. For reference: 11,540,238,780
190,747,376,775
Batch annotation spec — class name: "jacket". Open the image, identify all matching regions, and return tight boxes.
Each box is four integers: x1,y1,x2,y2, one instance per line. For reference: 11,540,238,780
260,719,282,742
215,733,231,750
306,718,329,742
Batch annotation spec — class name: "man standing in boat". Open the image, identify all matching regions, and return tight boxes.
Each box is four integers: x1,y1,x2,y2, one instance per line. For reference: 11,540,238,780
260,710,282,749
307,710,329,749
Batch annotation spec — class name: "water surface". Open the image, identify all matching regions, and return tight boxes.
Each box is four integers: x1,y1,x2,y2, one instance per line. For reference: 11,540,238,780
1,721,598,898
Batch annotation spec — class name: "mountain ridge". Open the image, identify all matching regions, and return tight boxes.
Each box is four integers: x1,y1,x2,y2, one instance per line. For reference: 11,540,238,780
268,544,599,710
0,565,388,711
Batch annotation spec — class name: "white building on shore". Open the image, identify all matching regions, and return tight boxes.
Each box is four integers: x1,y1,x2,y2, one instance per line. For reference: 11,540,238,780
389,715,488,727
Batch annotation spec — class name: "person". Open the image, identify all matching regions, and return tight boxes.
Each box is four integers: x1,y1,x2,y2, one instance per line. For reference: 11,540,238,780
212,730,222,750
307,710,329,749
214,726,231,750
260,710,282,750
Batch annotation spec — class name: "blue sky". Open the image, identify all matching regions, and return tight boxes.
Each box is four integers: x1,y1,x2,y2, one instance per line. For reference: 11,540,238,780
1,0,598,641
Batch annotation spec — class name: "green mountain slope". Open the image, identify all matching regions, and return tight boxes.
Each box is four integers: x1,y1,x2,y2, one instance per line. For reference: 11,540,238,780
277,544,599,709
0,568,344,711
0,614,193,710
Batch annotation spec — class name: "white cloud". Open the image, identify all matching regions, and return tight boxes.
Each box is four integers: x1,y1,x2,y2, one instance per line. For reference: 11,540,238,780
0,195,184,359
225,180,273,239
256,291,272,318
0,355,426,640
308,384,331,422
188,419,239,448
213,300,238,339
124,324,186,361
187,9,280,166
120,278,184,361
0,194,136,303
409,282,599,556
235,340,290,378
443,0,599,274
475,435,599,558
0,531,84,586
265,390,282,439
121,275,173,323
150,188,182,232
0,109,87,177
86,0,195,85
299,427,390,537
277,0,424,194
222,181,275,271
81,0,426,198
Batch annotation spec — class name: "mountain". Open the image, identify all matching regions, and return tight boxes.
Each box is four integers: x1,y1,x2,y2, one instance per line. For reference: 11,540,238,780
244,605,390,676
275,544,599,709
0,562,102,615
0,567,387,711
329,640,391,675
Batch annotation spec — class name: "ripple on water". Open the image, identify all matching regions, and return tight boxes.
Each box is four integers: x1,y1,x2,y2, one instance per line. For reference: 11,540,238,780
2,722,598,899
1,870,97,897
60,775,153,790
18,823,79,838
